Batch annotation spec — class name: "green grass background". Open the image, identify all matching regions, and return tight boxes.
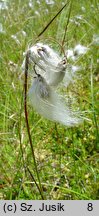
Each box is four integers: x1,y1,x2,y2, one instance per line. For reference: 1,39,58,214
0,0,99,199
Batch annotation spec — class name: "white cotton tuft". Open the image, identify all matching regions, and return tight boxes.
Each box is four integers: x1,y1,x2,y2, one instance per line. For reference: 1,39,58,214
28,75,82,126
74,44,89,56
22,43,67,86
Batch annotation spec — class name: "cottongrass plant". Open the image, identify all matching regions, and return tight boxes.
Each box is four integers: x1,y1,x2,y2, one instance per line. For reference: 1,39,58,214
23,43,88,127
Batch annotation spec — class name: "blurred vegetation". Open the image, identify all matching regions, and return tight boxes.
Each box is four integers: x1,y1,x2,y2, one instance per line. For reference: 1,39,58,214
0,0,99,199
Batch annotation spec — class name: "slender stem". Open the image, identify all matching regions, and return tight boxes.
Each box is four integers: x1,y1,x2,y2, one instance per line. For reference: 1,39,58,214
27,166,44,199
61,0,73,49
90,58,99,148
24,52,44,199
54,123,62,178
38,2,69,37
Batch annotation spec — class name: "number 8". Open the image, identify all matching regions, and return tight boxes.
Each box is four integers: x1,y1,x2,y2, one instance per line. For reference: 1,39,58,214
87,203,93,211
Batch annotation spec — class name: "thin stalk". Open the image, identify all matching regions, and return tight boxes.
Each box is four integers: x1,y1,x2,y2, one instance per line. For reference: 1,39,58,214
18,115,42,198
61,0,73,48
18,88,25,161
38,1,69,37
24,51,44,199
90,58,99,148
27,166,43,199
54,123,62,178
